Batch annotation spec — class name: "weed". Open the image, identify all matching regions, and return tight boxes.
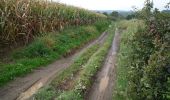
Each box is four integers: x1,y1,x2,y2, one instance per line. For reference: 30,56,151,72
0,21,110,87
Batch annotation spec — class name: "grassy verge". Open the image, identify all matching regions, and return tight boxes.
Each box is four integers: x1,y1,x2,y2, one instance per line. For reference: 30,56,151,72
33,22,115,100
33,43,100,100
55,23,115,100
0,20,110,86
51,44,100,89
113,19,144,100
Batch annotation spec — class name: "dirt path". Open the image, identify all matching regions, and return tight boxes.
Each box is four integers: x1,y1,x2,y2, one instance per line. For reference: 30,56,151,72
0,32,108,100
87,28,121,100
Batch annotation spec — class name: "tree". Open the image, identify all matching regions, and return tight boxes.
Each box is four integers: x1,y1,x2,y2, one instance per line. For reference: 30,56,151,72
111,11,119,17
126,14,136,20
102,12,108,16
109,11,120,20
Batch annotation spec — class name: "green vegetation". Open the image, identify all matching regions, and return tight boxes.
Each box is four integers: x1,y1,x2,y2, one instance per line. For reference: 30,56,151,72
114,0,170,99
0,0,107,46
2,0,169,99
33,23,115,100
0,20,110,86
113,20,144,100
102,11,125,20
127,1,170,99
34,43,100,100
51,44,100,89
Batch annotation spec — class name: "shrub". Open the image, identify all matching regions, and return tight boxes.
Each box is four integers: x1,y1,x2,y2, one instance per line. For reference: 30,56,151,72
127,7,170,100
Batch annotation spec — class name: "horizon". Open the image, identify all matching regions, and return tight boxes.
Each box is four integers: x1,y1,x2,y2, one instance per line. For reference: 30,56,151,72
53,0,169,11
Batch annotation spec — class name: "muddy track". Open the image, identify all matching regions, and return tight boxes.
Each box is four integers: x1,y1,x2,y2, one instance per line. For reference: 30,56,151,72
0,32,108,100
86,28,121,100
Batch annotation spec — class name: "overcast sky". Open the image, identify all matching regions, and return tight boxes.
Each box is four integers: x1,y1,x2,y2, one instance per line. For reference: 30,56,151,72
53,0,169,11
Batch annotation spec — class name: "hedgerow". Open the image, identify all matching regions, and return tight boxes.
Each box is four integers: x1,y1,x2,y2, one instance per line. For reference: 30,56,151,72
126,1,170,99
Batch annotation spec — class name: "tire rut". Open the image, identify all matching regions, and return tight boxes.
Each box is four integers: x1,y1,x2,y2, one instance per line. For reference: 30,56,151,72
86,28,121,100
0,32,108,100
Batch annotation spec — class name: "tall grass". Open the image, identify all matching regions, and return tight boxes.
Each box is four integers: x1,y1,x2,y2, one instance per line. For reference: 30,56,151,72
0,20,110,87
113,19,145,100
33,23,116,100
0,0,107,46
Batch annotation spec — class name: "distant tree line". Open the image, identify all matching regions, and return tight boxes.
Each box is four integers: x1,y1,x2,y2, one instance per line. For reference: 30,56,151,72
101,11,124,20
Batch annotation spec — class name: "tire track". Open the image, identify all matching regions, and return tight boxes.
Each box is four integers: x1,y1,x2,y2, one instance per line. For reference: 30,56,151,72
87,28,121,100
0,32,108,100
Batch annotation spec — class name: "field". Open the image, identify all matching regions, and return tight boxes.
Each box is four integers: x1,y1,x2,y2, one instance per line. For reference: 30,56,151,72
0,0,110,86
0,0,170,100
0,0,108,62
32,22,116,100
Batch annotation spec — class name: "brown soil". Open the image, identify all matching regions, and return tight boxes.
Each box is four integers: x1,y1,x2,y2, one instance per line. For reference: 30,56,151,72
86,28,121,100
0,32,108,100
55,32,108,92
57,70,82,91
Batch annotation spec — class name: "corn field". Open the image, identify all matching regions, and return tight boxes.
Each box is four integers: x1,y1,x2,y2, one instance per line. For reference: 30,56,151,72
0,0,107,46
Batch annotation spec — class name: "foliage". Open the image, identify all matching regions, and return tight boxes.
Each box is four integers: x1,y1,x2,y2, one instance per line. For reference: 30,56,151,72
0,0,107,49
113,20,144,100
108,11,124,20
111,11,119,18
0,21,110,86
56,90,83,100
120,0,170,99
33,43,100,100
55,24,115,100
103,12,108,16
34,23,116,100
51,44,99,88
33,86,56,100
126,14,136,20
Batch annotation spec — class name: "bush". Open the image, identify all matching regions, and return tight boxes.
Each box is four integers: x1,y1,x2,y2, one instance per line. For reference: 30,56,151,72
127,8,170,100
13,36,55,58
